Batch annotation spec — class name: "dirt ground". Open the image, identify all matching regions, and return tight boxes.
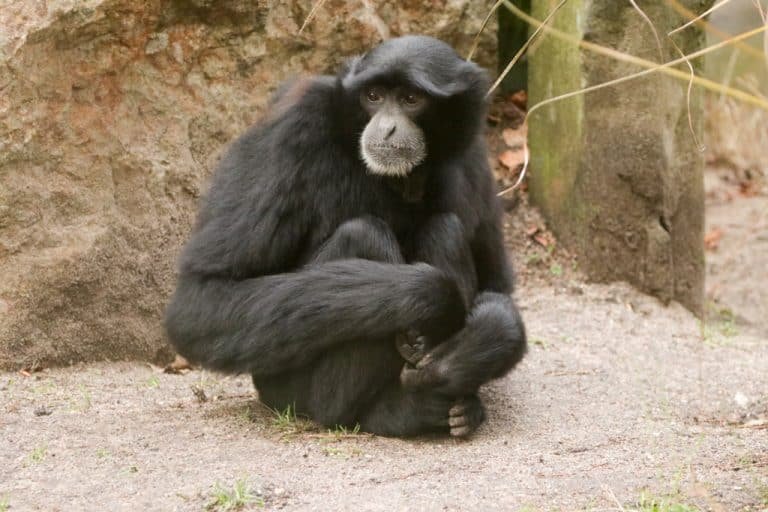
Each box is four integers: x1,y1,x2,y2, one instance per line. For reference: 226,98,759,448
2,171,767,512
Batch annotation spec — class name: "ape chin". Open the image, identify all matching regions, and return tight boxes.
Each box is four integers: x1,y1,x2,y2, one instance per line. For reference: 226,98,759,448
164,35,527,438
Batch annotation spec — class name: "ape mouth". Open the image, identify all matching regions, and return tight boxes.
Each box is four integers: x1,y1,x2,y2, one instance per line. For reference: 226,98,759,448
361,143,425,177
371,144,411,150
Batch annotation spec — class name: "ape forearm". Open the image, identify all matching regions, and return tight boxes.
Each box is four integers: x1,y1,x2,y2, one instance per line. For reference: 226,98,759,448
164,259,465,375
471,218,514,294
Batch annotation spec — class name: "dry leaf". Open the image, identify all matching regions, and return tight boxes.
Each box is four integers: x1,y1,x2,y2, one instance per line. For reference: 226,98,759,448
498,149,524,170
510,90,527,109
739,180,759,197
164,354,192,374
534,231,556,248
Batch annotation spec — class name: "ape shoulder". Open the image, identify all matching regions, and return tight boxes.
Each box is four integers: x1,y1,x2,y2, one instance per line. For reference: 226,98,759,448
177,76,341,279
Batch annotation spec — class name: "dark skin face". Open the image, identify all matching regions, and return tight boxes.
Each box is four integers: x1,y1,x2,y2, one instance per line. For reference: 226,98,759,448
358,84,431,177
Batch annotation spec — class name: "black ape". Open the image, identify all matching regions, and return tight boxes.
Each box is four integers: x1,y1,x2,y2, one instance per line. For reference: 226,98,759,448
165,36,527,437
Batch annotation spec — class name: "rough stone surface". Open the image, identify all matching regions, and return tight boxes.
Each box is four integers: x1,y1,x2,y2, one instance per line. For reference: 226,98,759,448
527,0,712,314
0,0,499,369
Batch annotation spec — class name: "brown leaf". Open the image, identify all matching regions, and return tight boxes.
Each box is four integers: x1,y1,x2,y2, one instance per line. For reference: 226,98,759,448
704,228,723,251
498,148,524,170
739,180,759,197
525,224,540,237
164,354,192,374
533,231,556,248
510,90,527,109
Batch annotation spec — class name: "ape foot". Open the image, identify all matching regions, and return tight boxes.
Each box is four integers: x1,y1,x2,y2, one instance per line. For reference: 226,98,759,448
395,328,432,366
448,396,485,437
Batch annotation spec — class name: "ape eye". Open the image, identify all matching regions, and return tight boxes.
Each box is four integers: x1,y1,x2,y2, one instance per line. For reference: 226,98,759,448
400,91,425,107
365,89,382,103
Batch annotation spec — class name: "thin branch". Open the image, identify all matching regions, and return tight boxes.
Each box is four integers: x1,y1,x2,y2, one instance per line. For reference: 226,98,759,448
667,36,705,151
298,0,328,35
467,0,505,61
628,0,664,61
669,0,736,35
664,0,765,59
496,1,768,197
501,0,768,110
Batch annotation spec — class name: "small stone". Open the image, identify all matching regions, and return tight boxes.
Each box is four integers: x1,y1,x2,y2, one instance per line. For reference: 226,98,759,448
34,405,52,416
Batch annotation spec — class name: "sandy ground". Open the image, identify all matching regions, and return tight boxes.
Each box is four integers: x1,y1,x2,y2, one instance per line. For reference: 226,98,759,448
2,170,767,512
2,278,767,512
704,171,768,336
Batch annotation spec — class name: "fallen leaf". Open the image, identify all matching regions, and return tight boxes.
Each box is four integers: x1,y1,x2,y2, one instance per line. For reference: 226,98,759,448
510,90,527,109
164,354,192,374
498,148,524,170
704,228,723,251
534,232,556,248
739,180,759,197
525,224,539,236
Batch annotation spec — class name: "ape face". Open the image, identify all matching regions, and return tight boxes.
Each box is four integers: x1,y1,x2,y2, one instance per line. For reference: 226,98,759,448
341,36,489,180
358,84,430,177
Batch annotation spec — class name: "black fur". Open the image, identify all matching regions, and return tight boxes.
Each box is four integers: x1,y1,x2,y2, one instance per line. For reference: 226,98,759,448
165,36,527,437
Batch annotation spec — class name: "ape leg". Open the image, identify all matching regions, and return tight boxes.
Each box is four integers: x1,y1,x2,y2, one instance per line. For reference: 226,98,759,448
394,213,526,396
413,213,478,307
395,213,477,363
310,216,404,264
358,387,485,438
390,213,495,437
401,291,527,396
256,217,416,428
255,216,477,436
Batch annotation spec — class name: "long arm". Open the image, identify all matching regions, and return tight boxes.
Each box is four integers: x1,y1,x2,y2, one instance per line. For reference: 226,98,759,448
471,209,514,294
165,260,463,375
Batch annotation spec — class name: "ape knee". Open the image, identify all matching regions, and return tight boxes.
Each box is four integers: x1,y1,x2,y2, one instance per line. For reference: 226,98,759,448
316,216,403,263
335,216,393,243
471,299,527,375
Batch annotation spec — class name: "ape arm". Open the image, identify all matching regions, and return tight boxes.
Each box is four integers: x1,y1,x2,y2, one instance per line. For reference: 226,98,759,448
165,260,463,375
471,212,514,294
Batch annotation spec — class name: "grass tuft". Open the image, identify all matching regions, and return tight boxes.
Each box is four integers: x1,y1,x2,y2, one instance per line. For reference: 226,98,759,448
207,479,263,511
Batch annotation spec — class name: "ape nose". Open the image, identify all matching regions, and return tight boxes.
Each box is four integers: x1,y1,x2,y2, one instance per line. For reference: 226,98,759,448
383,122,396,140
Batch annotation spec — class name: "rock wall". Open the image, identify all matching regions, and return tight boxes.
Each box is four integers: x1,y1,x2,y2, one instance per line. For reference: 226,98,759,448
0,0,498,369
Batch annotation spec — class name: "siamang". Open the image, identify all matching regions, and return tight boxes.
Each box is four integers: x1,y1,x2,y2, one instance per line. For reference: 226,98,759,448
165,36,527,438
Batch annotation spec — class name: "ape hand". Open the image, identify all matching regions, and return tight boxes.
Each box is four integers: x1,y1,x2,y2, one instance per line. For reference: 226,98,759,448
394,328,430,366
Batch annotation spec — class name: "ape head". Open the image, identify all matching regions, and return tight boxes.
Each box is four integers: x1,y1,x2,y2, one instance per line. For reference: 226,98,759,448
341,36,489,177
